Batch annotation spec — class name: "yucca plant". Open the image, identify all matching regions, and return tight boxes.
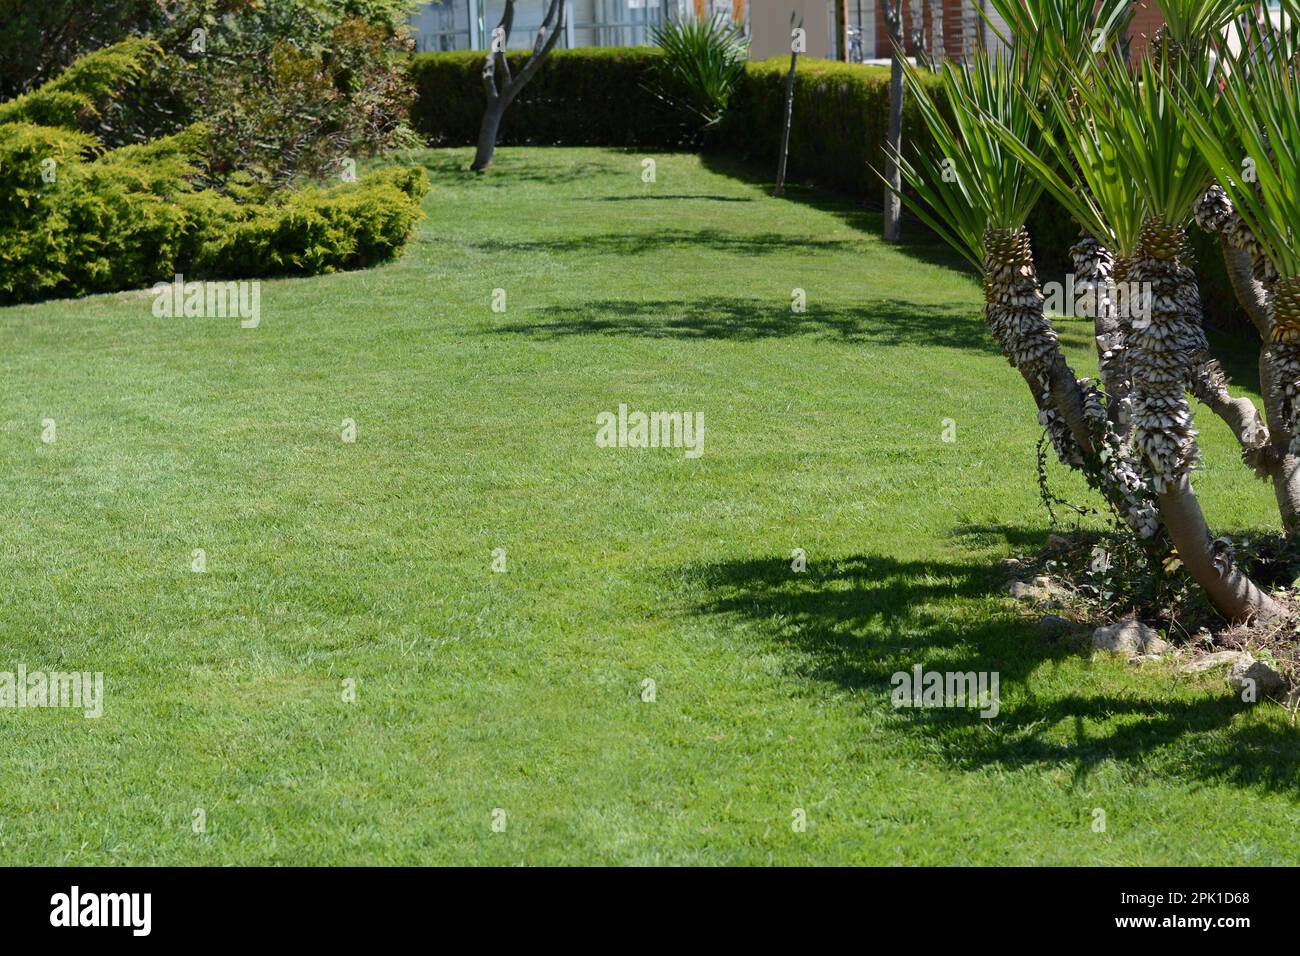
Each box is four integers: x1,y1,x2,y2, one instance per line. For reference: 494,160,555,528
1149,0,1253,54
892,36,1164,545
988,37,1285,621
981,0,1133,79
648,15,748,130
1178,17,1300,284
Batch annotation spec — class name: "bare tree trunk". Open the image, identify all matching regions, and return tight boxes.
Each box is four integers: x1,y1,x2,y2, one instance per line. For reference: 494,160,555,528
835,0,849,60
1221,240,1271,337
1156,478,1282,622
473,101,507,172
882,0,905,243
470,0,565,173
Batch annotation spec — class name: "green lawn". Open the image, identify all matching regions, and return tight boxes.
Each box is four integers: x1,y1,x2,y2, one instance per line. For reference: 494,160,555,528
2,146,1298,865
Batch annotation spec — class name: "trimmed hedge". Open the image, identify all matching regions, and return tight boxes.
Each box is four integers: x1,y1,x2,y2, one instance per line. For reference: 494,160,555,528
410,48,692,148
725,57,1078,279
0,120,430,303
0,37,430,304
726,58,937,200
409,49,1248,331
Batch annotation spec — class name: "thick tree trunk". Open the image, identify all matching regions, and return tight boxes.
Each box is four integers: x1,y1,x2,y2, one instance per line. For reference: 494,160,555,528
1156,478,1283,623
1126,219,1282,623
471,100,506,172
882,0,904,243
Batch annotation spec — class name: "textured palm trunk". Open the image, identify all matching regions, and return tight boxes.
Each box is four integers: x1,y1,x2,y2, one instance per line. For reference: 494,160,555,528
1071,237,1133,443
1268,275,1300,473
984,227,1162,542
1194,186,1300,533
1126,217,1283,623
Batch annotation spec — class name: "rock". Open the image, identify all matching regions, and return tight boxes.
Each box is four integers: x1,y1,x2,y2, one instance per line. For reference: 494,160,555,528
1000,557,1022,568
1032,575,1052,588
1092,620,1169,656
1128,654,1164,665
1038,615,1073,638
1228,655,1286,699
1177,650,1247,675
1007,581,1043,601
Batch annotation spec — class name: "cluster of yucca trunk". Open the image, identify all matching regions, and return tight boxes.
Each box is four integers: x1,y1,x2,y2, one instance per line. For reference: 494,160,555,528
896,3,1300,625
981,227,1163,544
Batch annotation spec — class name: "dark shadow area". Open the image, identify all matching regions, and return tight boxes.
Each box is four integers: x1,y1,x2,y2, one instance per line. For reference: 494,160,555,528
682,528,1300,794
488,295,993,350
411,150,626,186
467,227,866,257
577,194,754,203
1207,325,1268,398
699,150,976,277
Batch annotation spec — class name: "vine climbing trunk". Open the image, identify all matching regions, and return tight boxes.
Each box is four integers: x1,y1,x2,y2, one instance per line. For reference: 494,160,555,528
983,227,1162,545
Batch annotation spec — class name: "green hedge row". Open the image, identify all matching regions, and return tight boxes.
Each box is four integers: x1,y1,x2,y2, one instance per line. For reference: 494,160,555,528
725,57,1079,280
409,48,692,148
409,49,1246,331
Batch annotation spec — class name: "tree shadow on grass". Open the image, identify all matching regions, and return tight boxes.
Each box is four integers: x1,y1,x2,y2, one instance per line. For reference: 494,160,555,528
410,149,624,185
681,533,1300,795
699,151,976,278
577,194,755,203
488,295,994,350
467,227,866,257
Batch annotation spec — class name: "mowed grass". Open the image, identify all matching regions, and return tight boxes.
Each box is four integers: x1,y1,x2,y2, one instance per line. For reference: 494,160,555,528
2,146,1299,865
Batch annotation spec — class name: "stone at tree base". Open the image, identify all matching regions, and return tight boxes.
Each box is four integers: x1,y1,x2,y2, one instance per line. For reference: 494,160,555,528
1177,650,1248,674
1092,620,1169,655
1007,581,1043,601
1045,534,1071,551
1128,654,1164,665
1038,615,1073,638
1227,655,1286,699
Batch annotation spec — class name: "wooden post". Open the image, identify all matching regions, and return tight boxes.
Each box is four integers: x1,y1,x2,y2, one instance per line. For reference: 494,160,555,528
773,15,802,197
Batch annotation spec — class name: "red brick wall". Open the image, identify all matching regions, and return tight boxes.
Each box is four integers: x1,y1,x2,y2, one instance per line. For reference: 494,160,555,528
874,1,912,57
942,0,965,56
1127,0,1166,60
869,0,1168,62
